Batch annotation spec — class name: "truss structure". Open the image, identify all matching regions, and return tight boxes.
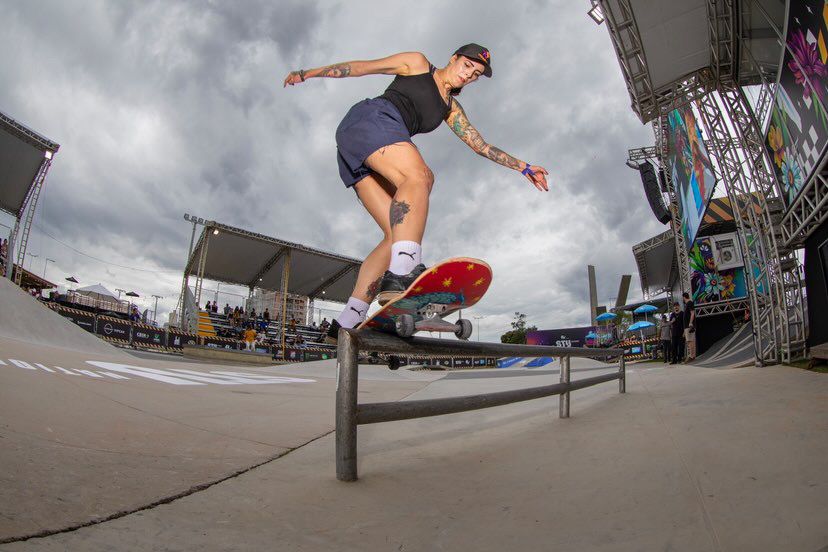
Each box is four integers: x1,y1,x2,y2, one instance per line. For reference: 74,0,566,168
10,157,53,284
606,0,808,364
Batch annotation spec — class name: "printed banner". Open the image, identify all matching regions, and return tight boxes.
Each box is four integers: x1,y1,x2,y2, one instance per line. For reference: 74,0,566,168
667,105,717,250
765,0,828,207
167,330,198,349
688,236,748,304
526,327,593,348
95,315,131,342
131,324,165,347
56,308,96,333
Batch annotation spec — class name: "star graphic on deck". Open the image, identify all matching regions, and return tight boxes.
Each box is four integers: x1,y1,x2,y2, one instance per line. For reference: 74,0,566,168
430,267,439,275
472,296,481,302
466,263,475,271
414,286,423,293
442,277,453,288
473,277,486,286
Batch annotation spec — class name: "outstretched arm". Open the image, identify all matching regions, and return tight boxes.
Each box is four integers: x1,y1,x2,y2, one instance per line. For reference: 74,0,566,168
283,52,429,87
446,99,549,191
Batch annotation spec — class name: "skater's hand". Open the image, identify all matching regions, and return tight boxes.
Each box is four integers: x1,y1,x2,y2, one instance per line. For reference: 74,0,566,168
283,69,307,87
522,164,549,191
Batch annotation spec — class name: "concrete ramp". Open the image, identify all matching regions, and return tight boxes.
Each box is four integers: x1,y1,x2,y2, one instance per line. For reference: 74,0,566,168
0,277,126,356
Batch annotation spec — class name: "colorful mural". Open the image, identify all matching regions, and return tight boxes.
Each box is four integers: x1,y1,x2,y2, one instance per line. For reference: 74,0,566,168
667,105,717,251
765,0,828,207
688,236,748,304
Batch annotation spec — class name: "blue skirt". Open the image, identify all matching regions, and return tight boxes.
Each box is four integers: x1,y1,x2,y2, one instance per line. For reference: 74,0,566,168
336,98,412,188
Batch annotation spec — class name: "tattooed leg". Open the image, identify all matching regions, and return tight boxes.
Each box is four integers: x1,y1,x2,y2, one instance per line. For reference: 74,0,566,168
390,199,410,227
365,274,384,302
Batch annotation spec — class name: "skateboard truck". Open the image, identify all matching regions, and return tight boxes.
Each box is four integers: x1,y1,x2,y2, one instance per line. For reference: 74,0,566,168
395,308,473,340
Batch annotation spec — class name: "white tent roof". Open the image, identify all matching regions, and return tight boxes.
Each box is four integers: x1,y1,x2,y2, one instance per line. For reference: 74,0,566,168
75,284,120,300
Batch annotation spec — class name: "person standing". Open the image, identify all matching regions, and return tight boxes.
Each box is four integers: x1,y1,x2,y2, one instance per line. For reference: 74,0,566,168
669,302,684,364
658,314,672,363
682,292,696,361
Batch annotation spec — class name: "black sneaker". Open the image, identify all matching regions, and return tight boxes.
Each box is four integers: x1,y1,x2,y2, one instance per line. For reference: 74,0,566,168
324,319,342,345
376,264,427,306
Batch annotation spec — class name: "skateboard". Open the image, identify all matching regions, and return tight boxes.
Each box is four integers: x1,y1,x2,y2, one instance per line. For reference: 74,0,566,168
357,258,492,353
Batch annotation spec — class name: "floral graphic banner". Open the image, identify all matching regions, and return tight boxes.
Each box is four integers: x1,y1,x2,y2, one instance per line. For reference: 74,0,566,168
689,236,747,304
667,106,717,251
765,0,828,207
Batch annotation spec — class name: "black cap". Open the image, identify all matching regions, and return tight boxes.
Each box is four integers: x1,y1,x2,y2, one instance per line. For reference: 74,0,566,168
453,43,492,77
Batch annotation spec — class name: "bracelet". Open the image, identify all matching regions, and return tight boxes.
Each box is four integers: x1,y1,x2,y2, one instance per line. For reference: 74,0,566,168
521,163,534,176
299,69,306,82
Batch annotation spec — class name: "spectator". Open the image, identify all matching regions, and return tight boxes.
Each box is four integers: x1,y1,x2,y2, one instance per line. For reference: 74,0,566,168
258,315,268,332
130,306,141,322
243,326,257,352
658,314,671,363
263,308,270,322
310,320,318,329
250,308,257,320
320,318,330,331
205,300,212,312
212,302,218,313
682,292,696,362
669,302,684,365
289,318,297,332
224,303,231,316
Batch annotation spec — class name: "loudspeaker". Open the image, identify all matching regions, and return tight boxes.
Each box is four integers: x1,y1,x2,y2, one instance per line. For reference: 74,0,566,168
639,161,671,224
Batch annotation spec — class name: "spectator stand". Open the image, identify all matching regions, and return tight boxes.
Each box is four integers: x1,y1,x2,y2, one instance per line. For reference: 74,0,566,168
0,110,60,285
174,220,361,356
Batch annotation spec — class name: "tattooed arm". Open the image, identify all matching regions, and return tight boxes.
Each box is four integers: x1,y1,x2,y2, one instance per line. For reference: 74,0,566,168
445,99,549,191
284,52,429,86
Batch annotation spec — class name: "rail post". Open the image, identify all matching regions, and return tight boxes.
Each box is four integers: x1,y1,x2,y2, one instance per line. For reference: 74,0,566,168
559,355,571,419
335,329,359,482
619,355,626,394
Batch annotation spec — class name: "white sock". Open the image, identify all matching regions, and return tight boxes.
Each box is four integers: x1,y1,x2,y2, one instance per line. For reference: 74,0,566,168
336,297,370,329
388,241,422,275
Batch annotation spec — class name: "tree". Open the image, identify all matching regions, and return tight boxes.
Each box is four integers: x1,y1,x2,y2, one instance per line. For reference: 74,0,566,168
500,312,537,344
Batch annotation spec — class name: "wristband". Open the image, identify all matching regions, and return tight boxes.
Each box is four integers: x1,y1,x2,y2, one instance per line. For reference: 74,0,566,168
299,69,306,82
521,163,534,176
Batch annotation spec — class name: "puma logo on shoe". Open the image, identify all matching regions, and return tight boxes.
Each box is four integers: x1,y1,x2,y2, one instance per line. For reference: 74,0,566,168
397,251,416,260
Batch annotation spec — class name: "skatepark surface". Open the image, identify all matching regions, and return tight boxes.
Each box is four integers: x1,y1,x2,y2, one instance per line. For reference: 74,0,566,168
1,278,827,551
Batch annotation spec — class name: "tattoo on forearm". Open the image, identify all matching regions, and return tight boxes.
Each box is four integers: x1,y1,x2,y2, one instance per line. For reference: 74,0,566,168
390,200,410,228
482,144,522,170
448,100,522,170
366,274,383,301
317,63,352,78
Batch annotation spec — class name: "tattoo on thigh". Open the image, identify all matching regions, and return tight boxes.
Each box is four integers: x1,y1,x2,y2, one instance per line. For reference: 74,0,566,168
390,199,410,227
366,274,383,301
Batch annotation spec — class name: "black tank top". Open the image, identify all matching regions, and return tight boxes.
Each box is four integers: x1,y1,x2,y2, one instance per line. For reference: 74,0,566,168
377,64,451,136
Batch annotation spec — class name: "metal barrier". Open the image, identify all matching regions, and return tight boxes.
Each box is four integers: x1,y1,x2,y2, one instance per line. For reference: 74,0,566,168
335,329,626,481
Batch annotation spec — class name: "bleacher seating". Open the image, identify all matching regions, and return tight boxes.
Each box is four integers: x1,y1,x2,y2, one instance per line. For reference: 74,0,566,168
197,310,336,352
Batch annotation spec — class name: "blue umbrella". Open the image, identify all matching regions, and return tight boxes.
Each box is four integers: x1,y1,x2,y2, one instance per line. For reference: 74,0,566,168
595,312,617,322
628,321,655,331
585,331,597,338
633,304,658,314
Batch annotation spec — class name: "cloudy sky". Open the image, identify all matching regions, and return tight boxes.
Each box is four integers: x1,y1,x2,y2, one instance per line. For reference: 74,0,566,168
1,0,665,341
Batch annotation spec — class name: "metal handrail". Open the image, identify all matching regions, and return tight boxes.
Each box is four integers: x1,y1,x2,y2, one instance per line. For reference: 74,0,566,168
335,329,626,481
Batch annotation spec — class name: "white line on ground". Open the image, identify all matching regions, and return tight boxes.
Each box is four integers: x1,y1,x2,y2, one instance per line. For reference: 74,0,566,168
76,370,103,378
8,359,36,370
55,366,80,375
34,363,55,373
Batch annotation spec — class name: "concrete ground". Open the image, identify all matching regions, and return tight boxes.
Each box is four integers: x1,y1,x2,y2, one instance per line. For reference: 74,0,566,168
1,281,826,550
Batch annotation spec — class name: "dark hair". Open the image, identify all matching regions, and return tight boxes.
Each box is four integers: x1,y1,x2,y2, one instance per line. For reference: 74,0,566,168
673,302,680,307
682,292,690,299
450,87,461,97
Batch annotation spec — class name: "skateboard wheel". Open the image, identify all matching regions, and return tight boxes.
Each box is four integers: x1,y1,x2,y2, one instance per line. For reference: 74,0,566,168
456,319,473,340
396,314,416,338
388,355,401,370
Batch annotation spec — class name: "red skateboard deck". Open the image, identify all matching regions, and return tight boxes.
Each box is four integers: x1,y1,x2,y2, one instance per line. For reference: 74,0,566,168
358,257,492,338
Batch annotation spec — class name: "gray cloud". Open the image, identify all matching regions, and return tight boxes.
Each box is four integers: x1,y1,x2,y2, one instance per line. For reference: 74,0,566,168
0,0,668,339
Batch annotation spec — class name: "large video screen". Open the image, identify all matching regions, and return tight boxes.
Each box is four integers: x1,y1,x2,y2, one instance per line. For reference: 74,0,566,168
688,235,747,304
667,105,717,251
526,327,592,348
764,0,828,208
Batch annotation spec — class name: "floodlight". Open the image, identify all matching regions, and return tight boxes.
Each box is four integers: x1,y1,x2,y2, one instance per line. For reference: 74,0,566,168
588,2,605,25
44,151,53,160
197,218,204,224
625,160,640,170
184,214,190,221
213,229,219,235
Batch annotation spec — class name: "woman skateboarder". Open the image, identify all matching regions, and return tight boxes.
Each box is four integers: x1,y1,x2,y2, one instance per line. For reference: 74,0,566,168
284,44,549,342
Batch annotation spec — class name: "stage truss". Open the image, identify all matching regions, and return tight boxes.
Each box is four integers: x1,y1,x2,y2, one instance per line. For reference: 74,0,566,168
601,0,807,365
